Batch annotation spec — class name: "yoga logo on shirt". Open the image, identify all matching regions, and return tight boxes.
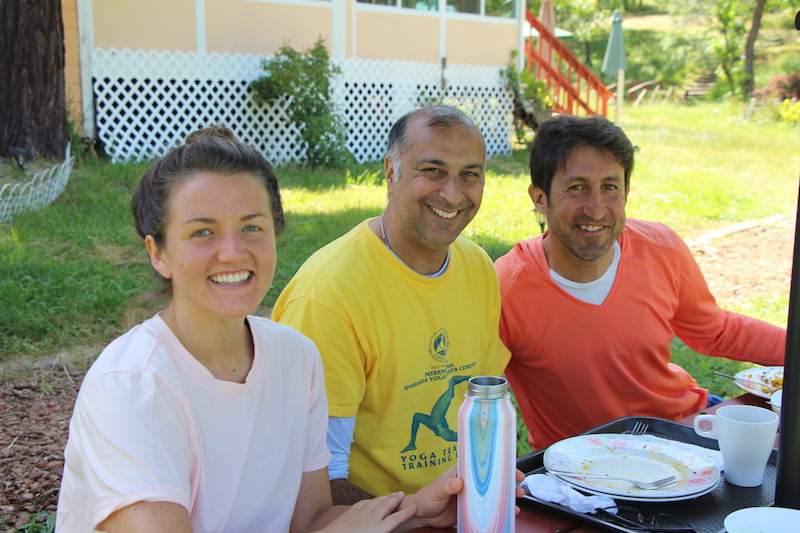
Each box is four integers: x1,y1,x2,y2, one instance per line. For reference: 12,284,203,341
397,365,477,474
400,375,469,453
429,329,449,362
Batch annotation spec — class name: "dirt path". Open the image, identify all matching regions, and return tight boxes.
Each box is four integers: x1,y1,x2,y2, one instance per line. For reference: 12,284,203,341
688,214,794,313
0,215,795,528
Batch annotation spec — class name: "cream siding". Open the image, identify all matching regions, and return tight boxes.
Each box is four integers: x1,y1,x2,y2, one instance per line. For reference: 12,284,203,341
356,10,439,62
205,0,332,54
74,0,521,137
93,0,196,50
445,18,516,65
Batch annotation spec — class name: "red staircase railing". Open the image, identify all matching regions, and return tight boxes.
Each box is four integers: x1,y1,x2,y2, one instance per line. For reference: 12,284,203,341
525,9,612,117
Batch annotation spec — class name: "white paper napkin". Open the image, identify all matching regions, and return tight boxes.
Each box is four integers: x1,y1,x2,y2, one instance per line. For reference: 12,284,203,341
522,473,618,515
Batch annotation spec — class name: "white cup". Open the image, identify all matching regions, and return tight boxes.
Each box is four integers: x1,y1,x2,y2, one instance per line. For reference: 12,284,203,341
693,405,778,487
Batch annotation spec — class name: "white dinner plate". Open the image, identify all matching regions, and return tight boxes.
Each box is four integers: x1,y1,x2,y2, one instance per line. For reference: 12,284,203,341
725,506,800,533
543,434,721,502
734,366,783,399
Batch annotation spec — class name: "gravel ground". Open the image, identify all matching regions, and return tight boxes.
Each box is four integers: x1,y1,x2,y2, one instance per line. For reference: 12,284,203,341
0,215,795,529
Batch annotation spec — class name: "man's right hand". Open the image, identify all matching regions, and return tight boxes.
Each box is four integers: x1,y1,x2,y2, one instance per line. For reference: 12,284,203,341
396,466,525,530
396,467,463,530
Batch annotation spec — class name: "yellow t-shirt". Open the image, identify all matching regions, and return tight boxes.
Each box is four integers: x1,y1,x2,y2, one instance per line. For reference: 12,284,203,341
272,220,510,495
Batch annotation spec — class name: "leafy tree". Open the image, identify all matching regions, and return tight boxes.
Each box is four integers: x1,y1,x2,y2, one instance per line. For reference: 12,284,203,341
671,0,746,94
673,0,792,97
553,0,616,67
712,0,748,94
742,0,767,97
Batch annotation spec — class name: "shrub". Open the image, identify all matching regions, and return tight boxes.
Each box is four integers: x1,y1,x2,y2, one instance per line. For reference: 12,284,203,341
776,98,800,125
758,74,800,101
250,39,350,168
502,53,553,144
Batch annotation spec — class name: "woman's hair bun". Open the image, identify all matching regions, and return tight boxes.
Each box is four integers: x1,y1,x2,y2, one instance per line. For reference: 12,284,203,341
185,124,238,144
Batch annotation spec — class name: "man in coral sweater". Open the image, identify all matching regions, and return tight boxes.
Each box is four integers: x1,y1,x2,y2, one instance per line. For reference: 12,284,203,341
496,115,786,450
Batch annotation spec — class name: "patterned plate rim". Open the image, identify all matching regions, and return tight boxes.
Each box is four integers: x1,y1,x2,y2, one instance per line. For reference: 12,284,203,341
543,434,720,499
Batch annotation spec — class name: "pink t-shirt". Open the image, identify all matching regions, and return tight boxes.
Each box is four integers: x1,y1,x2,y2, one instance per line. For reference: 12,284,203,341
56,315,330,533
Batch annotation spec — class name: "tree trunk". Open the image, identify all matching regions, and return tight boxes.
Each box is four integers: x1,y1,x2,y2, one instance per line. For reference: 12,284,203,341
722,63,734,93
743,0,767,97
584,41,592,67
0,0,67,159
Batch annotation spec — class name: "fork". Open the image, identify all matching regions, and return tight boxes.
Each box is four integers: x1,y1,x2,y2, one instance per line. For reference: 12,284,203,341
627,422,649,436
547,469,677,490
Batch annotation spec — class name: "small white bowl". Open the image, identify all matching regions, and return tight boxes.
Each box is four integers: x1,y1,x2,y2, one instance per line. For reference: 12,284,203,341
770,389,782,416
725,506,800,533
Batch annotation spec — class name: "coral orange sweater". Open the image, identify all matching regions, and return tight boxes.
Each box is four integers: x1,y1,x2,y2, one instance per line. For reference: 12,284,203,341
496,219,786,449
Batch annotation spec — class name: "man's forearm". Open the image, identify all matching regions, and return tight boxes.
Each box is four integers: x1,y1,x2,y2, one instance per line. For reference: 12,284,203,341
330,478,373,504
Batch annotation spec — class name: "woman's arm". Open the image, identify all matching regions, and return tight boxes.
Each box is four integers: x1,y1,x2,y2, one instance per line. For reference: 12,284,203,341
99,501,192,533
290,468,341,532
290,468,416,533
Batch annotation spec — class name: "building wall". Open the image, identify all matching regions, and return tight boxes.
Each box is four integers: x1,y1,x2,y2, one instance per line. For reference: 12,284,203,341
356,10,439,62
93,0,196,50
445,18,516,66
76,0,521,137
206,0,332,54
63,0,82,129
85,1,518,63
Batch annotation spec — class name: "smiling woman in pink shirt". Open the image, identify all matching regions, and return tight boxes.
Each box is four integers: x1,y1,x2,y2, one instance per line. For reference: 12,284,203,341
55,127,463,533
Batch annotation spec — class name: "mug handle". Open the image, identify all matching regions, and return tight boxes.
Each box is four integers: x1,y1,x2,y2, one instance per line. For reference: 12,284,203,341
693,414,718,438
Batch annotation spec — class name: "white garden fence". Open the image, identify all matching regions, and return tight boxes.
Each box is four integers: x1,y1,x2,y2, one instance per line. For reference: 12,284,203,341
91,49,513,165
0,144,74,223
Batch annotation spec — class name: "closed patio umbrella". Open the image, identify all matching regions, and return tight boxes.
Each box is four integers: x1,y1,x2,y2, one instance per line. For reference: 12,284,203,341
539,0,555,33
601,10,626,123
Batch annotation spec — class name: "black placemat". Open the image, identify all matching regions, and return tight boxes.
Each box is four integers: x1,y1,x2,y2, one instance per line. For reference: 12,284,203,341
517,416,777,533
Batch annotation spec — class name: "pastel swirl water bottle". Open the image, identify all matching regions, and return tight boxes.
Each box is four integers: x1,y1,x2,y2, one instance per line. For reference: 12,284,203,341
457,376,516,533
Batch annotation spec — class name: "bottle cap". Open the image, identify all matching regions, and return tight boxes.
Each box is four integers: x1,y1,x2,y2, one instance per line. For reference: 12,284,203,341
467,376,508,399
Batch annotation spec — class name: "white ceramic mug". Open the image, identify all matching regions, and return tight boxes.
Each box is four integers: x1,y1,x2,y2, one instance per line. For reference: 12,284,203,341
693,405,778,487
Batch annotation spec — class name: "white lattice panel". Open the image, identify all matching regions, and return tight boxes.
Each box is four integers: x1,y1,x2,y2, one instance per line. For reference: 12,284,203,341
92,49,512,165
92,49,305,164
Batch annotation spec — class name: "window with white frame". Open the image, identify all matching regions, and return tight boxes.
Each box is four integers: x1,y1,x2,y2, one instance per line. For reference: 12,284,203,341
447,0,514,16
357,0,436,10
356,0,514,17
402,0,438,10
484,0,514,17
446,0,478,14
